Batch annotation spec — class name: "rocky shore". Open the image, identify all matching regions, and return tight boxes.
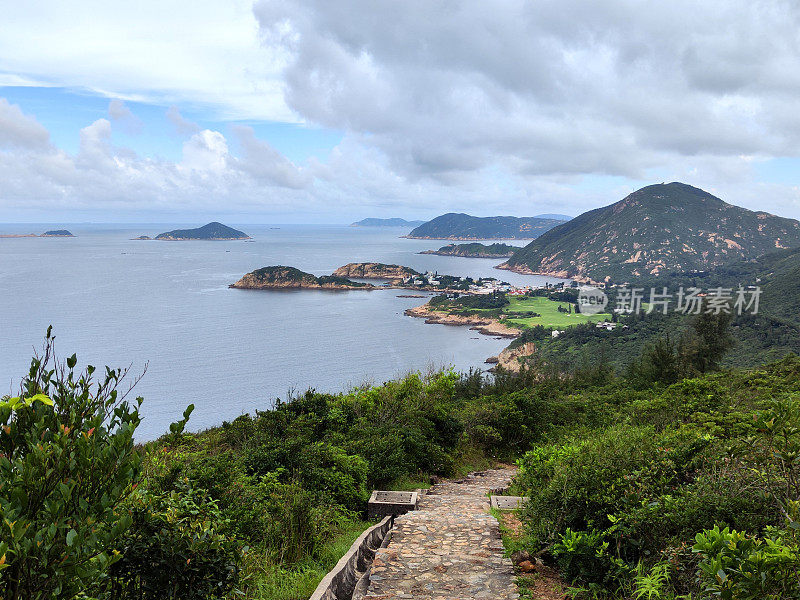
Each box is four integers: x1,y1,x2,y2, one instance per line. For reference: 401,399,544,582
486,342,536,372
404,303,521,338
332,262,419,280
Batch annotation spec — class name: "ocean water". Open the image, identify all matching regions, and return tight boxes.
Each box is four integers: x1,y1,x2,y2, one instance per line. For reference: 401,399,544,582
0,224,563,440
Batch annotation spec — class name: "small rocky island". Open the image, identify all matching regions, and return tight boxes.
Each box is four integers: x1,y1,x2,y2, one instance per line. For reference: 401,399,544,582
420,242,517,258
230,266,374,290
150,222,250,241
41,230,75,237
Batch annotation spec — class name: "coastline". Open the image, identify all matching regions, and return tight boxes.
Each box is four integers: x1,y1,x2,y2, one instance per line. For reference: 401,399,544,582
419,250,513,258
402,235,536,241
404,302,521,338
495,261,596,284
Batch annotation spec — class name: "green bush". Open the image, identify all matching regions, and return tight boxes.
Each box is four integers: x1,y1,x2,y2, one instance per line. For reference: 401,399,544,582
0,330,142,599
108,485,240,600
693,525,799,600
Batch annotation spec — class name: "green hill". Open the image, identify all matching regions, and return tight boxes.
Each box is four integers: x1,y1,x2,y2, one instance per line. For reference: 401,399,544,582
406,213,565,240
420,242,518,257
155,222,250,240
503,183,800,282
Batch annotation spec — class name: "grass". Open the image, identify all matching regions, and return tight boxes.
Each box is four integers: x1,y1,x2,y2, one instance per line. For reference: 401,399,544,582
502,296,611,328
239,519,373,600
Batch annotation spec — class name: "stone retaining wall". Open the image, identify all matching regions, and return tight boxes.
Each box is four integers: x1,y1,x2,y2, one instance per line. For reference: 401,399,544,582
309,515,394,600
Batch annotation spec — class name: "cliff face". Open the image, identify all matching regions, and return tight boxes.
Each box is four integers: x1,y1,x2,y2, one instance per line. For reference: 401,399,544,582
496,342,536,372
333,263,420,280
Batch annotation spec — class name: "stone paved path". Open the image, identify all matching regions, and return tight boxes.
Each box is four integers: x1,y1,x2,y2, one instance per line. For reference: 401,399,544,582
364,468,519,600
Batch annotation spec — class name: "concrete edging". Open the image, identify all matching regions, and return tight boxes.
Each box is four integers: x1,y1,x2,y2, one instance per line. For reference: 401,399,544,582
309,515,394,600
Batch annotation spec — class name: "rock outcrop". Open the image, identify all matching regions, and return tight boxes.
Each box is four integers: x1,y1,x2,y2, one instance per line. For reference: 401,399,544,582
333,263,420,281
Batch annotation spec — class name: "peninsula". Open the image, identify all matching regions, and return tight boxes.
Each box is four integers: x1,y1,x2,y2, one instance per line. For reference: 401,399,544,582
420,242,517,258
230,266,373,290
152,222,250,241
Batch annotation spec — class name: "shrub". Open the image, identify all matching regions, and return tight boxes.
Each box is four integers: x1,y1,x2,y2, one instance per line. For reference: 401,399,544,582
108,485,240,600
0,330,142,599
693,525,800,600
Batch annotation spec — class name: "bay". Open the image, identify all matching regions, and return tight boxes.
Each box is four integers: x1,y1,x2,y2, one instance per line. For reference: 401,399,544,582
0,224,562,439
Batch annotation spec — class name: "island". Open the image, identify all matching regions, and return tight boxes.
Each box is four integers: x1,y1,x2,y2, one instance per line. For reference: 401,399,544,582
420,242,517,258
152,222,250,241
41,230,75,237
132,235,152,240
404,213,566,240
0,230,75,238
229,266,374,290
350,218,424,227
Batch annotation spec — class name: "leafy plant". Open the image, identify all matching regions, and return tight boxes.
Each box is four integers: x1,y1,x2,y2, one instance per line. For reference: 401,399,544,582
0,328,143,599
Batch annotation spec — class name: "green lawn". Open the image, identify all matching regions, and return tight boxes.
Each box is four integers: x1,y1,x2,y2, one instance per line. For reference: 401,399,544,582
502,296,611,328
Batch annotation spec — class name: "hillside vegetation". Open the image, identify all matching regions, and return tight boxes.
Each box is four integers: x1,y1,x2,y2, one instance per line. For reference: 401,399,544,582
420,242,518,257
504,183,800,282
3,320,798,600
406,213,565,240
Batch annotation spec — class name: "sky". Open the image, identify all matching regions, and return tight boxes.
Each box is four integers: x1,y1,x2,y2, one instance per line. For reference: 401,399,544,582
1,0,800,223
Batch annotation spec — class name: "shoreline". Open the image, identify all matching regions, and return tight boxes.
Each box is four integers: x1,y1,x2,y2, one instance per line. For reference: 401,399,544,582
402,235,536,241
404,302,521,338
495,261,596,284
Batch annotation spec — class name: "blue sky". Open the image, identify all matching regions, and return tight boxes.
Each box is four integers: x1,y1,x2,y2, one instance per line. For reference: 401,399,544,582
0,86,343,164
1,0,799,223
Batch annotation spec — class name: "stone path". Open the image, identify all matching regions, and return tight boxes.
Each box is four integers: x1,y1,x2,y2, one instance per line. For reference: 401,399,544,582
364,468,519,600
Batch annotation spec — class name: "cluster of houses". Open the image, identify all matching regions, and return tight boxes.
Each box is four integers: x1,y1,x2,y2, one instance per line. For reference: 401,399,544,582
401,271,566,295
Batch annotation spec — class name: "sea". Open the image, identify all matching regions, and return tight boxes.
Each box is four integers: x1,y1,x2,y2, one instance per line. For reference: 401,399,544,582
0,224,565,440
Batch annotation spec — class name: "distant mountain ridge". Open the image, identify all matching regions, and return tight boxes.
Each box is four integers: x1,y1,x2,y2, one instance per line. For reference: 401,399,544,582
350,218,425,227
534,213,572,221
406,213,566,240
502,183,800,283
154,222,250,241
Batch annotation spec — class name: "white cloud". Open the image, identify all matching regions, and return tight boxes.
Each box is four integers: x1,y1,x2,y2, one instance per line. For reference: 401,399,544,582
0,98,51,149
3,1,800,220
166,106,200,136
107,100,143,134
0,0,294,121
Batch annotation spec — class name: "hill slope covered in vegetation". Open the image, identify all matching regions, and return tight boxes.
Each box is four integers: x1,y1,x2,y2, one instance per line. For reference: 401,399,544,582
503,183,800,282
406,213,565,240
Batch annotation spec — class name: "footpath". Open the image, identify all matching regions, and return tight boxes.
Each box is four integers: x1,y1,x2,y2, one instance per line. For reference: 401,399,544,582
364,468,519,600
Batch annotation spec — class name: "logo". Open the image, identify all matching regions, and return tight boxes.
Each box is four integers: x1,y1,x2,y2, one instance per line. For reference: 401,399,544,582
578,286,608,315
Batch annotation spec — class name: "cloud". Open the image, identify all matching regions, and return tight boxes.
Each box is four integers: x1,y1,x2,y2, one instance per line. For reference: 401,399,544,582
0,98,51,149
166,106,200,136
231,125,310,188
3,1,800,220
0,0,295,121
253,0,800,184
0,101,315,215
107,100,143,134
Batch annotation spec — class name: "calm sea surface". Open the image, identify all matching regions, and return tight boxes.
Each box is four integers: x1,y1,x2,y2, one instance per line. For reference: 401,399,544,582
0,224,563,439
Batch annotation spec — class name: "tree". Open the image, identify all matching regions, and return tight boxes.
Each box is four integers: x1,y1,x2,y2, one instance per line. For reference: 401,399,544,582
679,309,735,374
0,328,143,599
